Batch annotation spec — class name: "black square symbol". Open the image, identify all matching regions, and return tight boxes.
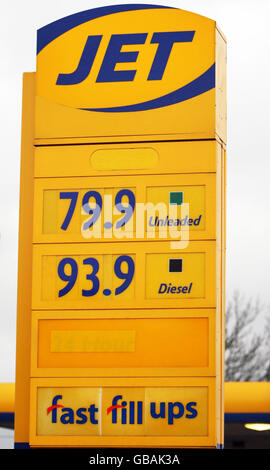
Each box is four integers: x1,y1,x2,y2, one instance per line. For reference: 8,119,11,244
169,259,183,273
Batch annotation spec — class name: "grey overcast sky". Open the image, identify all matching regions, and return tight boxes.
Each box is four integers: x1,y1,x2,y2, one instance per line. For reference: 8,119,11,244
0,0,269,382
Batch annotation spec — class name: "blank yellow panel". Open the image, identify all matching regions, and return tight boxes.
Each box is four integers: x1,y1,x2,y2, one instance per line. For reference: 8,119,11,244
37,317,209,369
34,141,219,178
91,148,158,170
51,330,136,353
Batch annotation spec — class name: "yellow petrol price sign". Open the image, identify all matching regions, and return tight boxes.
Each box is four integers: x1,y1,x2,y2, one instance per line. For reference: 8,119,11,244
15,4,226,449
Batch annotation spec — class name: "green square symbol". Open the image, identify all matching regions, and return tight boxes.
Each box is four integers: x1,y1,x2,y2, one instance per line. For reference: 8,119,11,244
169,191,183,206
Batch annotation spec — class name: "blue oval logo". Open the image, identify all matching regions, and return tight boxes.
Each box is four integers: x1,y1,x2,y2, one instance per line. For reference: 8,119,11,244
36,4,216,112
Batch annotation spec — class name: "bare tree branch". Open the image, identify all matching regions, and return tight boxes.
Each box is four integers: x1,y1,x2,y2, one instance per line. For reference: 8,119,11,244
225,291,266,381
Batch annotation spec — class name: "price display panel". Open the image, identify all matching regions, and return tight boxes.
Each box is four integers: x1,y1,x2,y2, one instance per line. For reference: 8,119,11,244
32,241,217,310
33,174,216,243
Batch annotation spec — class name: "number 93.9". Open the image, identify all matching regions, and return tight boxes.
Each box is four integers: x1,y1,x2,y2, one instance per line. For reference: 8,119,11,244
57,255,135,297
